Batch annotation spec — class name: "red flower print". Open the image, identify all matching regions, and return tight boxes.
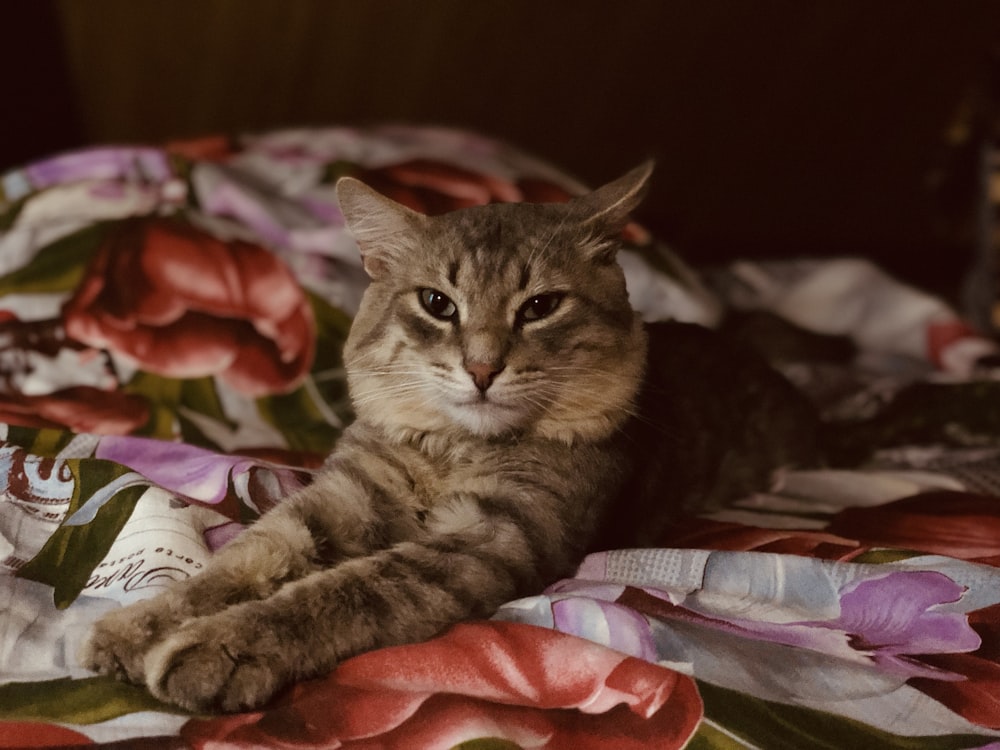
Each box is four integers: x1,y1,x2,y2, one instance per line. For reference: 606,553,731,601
182,621,702,749
517,176,577,204
911,603,1000,730
352,158,526,215
0,386,149,435
165,134,235,162
62,217,315,397
0,722,92,747
828,491,1000,565
658,516,864,561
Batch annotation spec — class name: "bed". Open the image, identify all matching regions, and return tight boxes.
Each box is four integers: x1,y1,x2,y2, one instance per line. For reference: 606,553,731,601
2,124,1000,749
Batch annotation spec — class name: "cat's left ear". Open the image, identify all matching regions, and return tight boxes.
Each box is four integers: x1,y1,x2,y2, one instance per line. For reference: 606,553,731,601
574,160,654,258
336,177,427,280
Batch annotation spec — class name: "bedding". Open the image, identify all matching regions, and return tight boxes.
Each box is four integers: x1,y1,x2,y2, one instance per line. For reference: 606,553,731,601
2,125,1000,748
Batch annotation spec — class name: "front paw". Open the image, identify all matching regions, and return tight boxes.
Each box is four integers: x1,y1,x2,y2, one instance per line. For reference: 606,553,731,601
80,597,182,684
144,613,285,713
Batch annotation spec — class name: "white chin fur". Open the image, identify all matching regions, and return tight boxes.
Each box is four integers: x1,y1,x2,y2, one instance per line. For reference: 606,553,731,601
443,400,525,436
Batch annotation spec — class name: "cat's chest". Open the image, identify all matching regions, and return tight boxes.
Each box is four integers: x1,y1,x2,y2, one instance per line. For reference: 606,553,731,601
349,424,592,523
395,440,501,510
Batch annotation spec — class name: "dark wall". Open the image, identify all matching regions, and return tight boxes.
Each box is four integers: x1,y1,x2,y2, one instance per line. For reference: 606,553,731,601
0,2,84,172
5,1,999,294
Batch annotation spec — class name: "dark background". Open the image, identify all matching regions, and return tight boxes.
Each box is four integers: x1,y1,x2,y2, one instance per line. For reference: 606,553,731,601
5,0,999,298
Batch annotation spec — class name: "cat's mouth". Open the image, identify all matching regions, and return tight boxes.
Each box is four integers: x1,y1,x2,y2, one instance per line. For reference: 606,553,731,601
457,393,515,410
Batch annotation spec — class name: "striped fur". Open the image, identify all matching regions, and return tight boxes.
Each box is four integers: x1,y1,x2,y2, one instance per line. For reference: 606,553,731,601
82,164,658,712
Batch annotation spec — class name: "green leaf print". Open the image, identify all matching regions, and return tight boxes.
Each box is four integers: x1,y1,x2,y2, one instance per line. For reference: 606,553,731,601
684,720,755,750
1,425,75,456
0,222,109,297
16,459,147,609
0,194,28,231
256,292,353,453
123,372,232,448
256,383,343,454
0,676,187,723
307,289,353,376
451,740,524,750
696,681,990,750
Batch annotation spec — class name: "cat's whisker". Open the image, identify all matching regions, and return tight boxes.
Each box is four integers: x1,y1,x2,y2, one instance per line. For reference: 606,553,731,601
352,367,437,378
511,382,640,424
344,346,390,365
351,381,432,407
355,382,427,401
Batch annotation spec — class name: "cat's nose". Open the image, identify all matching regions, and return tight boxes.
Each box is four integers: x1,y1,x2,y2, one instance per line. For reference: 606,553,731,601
465,361,505,393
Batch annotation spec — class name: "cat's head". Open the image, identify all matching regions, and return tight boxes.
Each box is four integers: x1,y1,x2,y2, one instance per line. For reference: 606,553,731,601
336,162,652,444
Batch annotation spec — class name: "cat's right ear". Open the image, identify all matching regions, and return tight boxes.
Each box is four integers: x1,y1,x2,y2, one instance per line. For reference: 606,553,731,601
577,160,654,236
336,177,427,280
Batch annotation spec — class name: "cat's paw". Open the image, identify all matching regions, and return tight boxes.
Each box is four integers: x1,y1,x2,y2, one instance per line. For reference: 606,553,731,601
80,596,182,684
143,613,285,713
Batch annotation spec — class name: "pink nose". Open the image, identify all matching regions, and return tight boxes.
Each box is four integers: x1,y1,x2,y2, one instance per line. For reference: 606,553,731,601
465,361,504,393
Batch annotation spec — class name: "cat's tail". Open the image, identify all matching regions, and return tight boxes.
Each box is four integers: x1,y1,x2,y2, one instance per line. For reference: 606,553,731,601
818,380,1000,467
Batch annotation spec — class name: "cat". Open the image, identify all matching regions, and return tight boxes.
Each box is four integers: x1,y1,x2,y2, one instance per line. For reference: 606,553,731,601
81,162,819,712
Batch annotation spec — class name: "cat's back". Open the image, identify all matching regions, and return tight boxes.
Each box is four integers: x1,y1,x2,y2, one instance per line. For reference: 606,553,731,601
594,321,821,549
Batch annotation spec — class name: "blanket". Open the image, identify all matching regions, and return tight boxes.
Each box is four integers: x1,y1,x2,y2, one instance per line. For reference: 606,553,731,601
2,125,1000,749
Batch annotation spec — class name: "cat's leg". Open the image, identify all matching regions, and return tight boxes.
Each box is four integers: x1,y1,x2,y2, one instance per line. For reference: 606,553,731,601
139,497,550,712
81,508,322,684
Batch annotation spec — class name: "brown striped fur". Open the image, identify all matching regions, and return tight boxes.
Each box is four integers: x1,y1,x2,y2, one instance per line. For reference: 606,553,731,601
82,163,817,712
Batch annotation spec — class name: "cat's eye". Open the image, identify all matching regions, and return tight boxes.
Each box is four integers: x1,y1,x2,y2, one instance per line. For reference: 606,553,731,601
419,288,458,320
517,292,564,323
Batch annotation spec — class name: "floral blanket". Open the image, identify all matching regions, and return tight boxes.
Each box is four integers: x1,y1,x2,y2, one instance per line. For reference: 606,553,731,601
2,125,1000,749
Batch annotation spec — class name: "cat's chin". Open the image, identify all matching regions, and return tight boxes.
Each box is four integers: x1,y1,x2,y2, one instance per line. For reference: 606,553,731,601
443,399,527,437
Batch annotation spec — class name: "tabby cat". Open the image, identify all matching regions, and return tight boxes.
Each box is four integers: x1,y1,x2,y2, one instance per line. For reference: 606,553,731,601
82,162,818,712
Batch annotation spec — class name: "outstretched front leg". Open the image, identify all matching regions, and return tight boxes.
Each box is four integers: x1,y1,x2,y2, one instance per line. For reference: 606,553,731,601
81,442,413,689
138,492,564,713
80,501,328,686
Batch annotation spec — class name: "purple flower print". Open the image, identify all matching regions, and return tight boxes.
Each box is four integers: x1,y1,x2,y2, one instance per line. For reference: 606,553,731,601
551,590,660,663
809,571,982,681
671,569,980,682
94,435,308,513
24,147,172,190
517,564,981,686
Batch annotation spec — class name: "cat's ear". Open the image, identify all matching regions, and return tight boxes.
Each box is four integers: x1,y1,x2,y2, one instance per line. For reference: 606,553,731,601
574,160,653,257
336,177,427,280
